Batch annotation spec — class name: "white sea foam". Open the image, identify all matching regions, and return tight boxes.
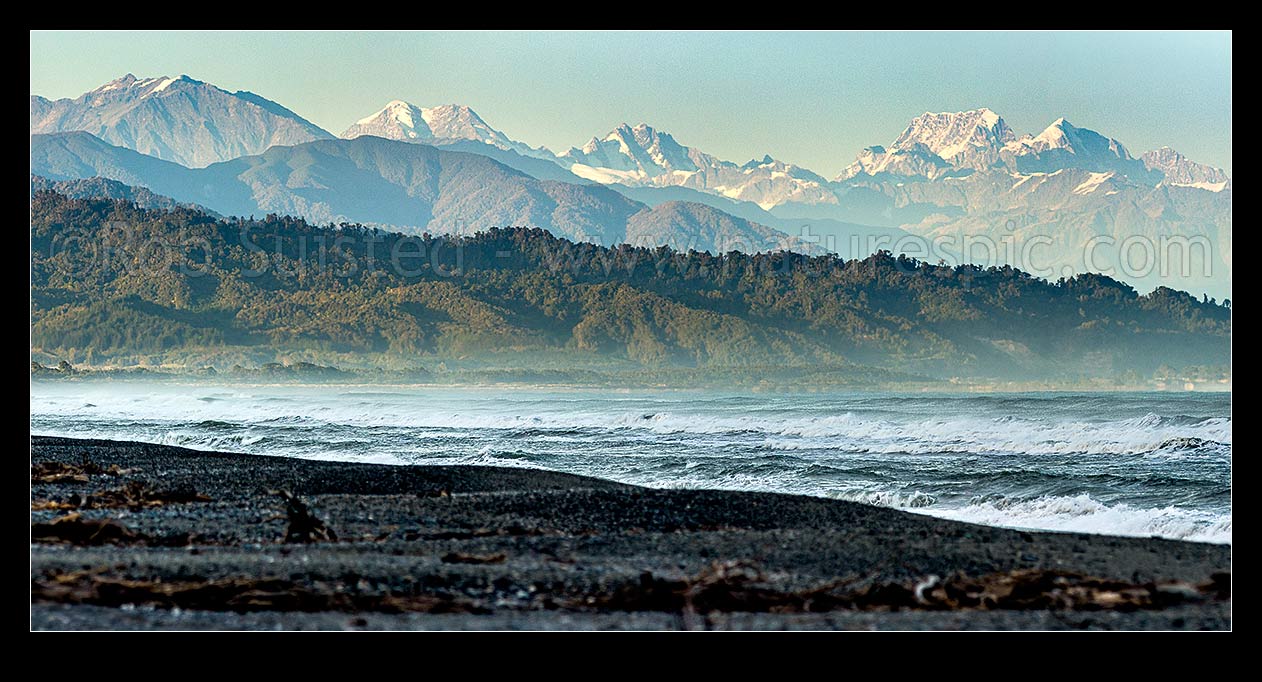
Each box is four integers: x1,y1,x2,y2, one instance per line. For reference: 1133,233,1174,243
32,386,1230,458
921,493,1231,544
31,383,1231,543
827,488,939,508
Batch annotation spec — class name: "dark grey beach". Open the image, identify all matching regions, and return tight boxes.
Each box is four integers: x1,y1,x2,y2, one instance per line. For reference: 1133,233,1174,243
30,436,1231,630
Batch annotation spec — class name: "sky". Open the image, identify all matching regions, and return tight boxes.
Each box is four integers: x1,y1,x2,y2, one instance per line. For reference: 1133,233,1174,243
30,30,1232,176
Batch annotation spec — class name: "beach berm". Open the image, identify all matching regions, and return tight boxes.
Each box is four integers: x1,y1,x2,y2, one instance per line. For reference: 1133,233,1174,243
30,436,1231,630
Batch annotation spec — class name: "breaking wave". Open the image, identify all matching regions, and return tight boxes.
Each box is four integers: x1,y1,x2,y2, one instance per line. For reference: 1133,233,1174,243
925,493,1232,544
30,383,1231,543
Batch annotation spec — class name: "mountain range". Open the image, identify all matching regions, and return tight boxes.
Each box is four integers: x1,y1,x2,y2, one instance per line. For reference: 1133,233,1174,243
29,75,1232,298
31,132,816,255
30,74,333,167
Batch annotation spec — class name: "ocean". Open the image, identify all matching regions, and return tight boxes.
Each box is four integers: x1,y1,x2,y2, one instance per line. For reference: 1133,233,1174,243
29,383,1231,544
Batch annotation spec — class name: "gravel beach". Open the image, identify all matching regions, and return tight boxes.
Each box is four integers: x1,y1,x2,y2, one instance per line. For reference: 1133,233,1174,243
30,436,1231,631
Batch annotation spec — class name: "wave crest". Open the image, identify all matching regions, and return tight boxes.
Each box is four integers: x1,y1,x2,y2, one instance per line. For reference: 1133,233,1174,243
926,493,1231,544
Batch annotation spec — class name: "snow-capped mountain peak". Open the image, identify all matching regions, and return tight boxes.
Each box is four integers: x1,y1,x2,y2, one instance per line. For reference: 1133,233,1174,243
1019,117,1135,160
995,117,1156,177
563,122,699,176
837,107,1018,180
91,73,138,93
31,73,333,167
889,107,1016,169
558,122,836,209
87,74,195,101
420,104,497,140
840,109,1164,181
383,100,420,123
341,101,553,160
602,123,635,143
742,154,776,170
1029,117,1072,149
350,100,428,138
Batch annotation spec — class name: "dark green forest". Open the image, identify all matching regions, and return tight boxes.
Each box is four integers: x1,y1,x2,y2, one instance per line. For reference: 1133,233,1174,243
30,190,1230,382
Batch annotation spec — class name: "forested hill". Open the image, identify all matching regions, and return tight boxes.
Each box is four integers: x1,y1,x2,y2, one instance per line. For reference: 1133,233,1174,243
30,175,220,216
30,190,1230,380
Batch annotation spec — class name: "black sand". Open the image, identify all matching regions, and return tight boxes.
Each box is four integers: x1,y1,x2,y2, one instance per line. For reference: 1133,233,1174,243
30,436,1231,630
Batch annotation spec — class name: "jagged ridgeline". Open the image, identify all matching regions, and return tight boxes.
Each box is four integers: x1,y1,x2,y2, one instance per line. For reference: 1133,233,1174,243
31,190,1229,380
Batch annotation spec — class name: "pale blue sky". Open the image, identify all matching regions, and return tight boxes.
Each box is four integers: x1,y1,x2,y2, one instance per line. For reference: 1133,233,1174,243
30,30,1232,176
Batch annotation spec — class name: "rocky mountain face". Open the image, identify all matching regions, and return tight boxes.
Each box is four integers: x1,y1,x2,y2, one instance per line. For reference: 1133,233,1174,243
1142,147,1232,190
30,74,333,167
